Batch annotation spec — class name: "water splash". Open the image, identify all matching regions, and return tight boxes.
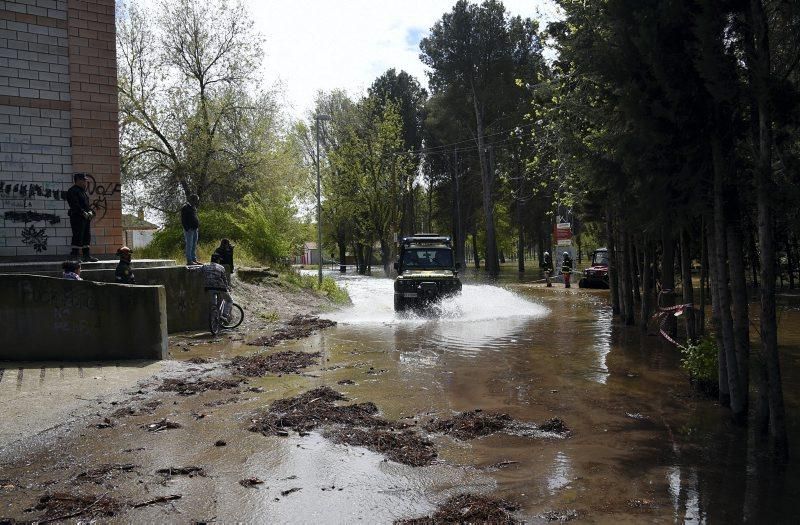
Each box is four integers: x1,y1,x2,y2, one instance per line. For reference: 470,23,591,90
327,274,548,354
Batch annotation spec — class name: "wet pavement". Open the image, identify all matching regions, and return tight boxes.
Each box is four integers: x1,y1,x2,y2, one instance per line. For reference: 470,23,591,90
1,269,799,523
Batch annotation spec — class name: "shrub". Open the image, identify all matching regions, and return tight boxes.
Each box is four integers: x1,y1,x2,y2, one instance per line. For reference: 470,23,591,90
678,336,718,383
283,270,350,305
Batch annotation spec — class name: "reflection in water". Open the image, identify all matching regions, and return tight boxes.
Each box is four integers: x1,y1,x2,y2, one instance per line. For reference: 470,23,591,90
589,307,612,384
329,275,548,354
547,451,573,494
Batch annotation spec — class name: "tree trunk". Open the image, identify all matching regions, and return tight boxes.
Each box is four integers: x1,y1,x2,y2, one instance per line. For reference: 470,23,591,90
661,228,677,338
472,94,499,275
641,239,653,333
606,210,620,316
786,234,795,290
621,229,635,325
380,238,393,276
726,197,750,414
338,238,347,273
750,0,788,456
472,230,480,269
707,220,730,407
680,228,697,343
631,241,641,305
711,134,746,424
700,219,708,336
452,149,466,269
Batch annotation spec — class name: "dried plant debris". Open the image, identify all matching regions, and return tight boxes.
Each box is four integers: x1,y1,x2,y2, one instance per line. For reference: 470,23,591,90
280,487,302,496
538,417,570,435
132,495,182,508
229,351,321,376
143,419,182,432
74,464,136,484
92,417,115,429
249,386,435,466
396,494,519,524
111,400,162,418
156,466,206,478
188,357,211,364
424,410,513,440
156,377,243,396
239,478,265,488
247,315,337,347
337,379,355,385
324,427,437,467
27,492,123,522
249,386,383,434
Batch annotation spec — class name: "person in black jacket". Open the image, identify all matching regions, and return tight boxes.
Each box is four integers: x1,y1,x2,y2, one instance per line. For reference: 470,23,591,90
561,251,573,288
213,238,235,275
542,251,554,287
181,194,200,265
65,172,97,262
115,246,135,284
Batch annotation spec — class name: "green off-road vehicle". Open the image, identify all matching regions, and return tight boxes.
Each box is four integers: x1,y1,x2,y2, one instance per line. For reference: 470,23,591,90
393,234,462,312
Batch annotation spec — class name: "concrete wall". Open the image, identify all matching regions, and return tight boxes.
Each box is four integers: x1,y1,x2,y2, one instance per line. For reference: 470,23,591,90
0,273,167,361
81,265,207,333
0,0,121,260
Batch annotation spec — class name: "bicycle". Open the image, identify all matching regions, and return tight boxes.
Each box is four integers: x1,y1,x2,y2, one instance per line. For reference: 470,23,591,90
208,291,244,335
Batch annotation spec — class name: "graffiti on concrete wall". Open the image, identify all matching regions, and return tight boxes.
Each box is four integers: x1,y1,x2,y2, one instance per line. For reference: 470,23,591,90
4,211,61,224
85,174,121,221
20,224,48,253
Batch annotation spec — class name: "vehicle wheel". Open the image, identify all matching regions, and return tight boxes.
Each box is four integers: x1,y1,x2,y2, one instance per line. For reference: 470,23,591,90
394,295,405,312
209,308,221,335
578,278,587,288
222,303,244,329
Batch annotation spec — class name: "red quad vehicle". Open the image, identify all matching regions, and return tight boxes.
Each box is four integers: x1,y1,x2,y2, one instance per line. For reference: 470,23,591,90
578,248,610,289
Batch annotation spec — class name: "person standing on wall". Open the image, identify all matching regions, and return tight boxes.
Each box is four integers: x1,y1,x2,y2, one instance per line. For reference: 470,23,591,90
181,194,200,266
213,238,235,276
66,172,97,262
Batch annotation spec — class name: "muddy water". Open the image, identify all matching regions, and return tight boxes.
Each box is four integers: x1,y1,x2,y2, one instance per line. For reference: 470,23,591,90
1,269,798,523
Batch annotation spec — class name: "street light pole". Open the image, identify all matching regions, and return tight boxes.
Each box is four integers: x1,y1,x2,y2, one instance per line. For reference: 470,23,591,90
315,114,330,286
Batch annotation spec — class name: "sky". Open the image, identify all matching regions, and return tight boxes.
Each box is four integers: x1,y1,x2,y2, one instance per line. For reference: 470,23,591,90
245,0,562,120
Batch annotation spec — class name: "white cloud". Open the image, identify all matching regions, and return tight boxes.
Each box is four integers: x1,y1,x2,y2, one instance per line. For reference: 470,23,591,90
245,0,561,119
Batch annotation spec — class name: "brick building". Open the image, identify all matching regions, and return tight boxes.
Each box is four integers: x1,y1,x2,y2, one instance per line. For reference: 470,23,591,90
0,0,121,260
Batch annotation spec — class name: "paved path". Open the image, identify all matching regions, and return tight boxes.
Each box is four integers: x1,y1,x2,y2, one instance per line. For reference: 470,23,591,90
0,360,164,450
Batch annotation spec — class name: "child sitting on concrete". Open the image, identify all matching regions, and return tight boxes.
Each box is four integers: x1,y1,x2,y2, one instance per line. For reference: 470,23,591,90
62,260,82,280
115,246,136,284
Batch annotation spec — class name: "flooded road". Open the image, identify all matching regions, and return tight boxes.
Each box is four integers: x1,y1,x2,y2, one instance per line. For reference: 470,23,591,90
1,269,799,523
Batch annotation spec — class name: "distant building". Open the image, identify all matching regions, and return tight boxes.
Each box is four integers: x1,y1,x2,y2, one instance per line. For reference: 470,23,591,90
297,242,319,265
122,209,158,249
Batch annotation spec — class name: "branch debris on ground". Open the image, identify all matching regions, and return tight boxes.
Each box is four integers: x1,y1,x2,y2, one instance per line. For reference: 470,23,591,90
248,386,437,466
28,492,123,522
423,409,513,440
156,377,243,396
539,417,571,435
229,351,321,376
395,493,519,524
143,419,182,432
74,464,136,484
239,478,265,488
155,466,206,478
247,315,336,347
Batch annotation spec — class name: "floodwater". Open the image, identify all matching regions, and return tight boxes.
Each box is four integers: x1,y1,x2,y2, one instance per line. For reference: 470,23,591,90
1,268,799,523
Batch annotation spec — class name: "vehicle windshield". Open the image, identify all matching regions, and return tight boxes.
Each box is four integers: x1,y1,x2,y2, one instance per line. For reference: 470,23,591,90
402,248,453,269
593,251,609,266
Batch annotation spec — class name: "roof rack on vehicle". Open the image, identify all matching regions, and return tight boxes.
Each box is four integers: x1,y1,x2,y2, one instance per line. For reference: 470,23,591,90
401,234,451,246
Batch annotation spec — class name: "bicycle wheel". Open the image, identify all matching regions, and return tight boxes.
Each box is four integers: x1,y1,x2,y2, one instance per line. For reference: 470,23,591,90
222,303,244,329
209,306,221,335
